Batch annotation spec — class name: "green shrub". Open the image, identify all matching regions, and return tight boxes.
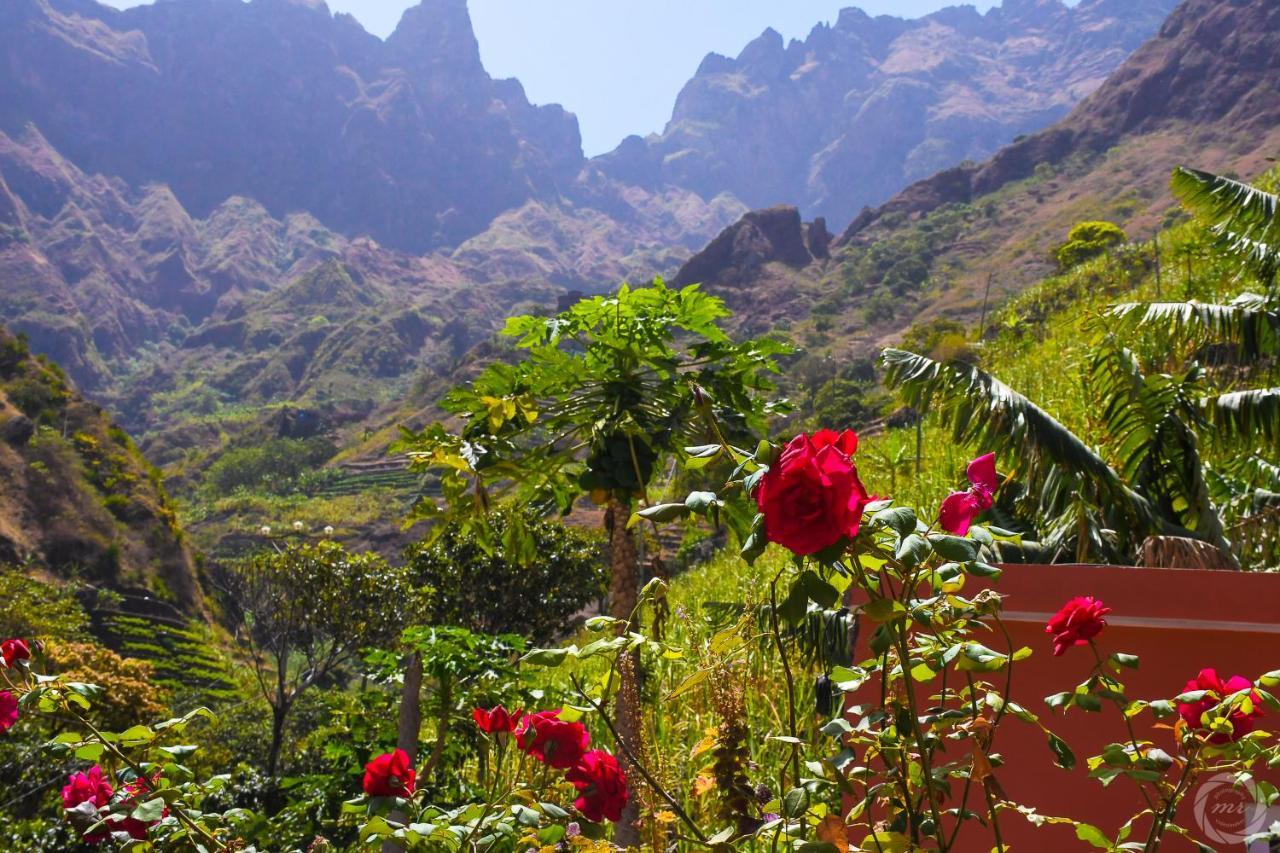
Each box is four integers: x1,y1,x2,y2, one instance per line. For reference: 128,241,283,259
202,436,336,496
404,509,605,645
1054,220,1127,270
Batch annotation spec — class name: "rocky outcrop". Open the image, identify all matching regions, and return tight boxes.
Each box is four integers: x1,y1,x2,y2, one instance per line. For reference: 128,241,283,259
596,0,1178,226
675,206,816,288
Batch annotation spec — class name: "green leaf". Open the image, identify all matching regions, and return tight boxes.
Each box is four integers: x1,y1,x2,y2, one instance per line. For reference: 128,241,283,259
1074,692,1103,713
860,832,910,852
953,642,1008,672
131,797,167,823
895,534,931,566
800,570,841,609
929,535,979,562
1111,653,1140,670
782,787,810,819
965,561,1003,578
1045,692,1072,711
683,444,722,468
74,743,105,761
863,599,907,623
631,503,689,526
667,668,711,701
117,725,157,746
869,623,895,656
830,666,866,691
871,506,917,539
1075,823,1111,849
1048,732,1076,769
685,491,722,513
521,648,571,667
511,804,541,827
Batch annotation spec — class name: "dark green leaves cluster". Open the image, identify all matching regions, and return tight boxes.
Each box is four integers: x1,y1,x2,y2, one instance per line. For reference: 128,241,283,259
403,508,604,645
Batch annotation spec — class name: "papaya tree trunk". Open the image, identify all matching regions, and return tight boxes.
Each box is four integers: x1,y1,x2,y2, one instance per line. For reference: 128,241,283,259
381,652,422,853
606,500,643,847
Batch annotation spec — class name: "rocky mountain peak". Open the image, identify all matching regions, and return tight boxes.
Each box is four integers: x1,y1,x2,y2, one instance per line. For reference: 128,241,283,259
386,0,483,75
0,0,585,253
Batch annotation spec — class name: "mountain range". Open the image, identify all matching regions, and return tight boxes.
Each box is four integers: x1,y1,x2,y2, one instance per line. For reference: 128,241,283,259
598,0,1178,226
0,0,1179,429
672,0,1280,357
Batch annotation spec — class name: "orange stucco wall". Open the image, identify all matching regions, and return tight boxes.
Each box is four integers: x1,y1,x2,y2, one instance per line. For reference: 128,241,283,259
848,564,1280,851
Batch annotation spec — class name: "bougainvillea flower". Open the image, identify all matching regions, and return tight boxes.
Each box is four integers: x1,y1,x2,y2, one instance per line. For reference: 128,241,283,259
1177,668,1263,744
1046,596,1112,656
362,749,416,797
939,452,998,535
473,705,523,734
516,709,590,769
756,431,871,555
1,638,30,668
565,749,629,823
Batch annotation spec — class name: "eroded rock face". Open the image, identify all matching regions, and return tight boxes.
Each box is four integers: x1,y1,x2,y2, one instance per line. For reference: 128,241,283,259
595,0,1178,226
0,0,584,254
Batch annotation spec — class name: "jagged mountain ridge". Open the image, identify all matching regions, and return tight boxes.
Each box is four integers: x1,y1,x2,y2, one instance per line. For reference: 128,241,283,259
677,0,1280,351
841,0,1280,240
596,0,1179,227
0,125,527,441
1,0,583,254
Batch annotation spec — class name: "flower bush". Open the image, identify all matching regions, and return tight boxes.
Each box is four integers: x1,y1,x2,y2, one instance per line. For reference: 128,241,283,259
3,426,1280,851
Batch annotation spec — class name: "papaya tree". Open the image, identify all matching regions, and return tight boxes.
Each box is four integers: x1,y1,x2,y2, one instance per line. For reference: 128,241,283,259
397,278,787,842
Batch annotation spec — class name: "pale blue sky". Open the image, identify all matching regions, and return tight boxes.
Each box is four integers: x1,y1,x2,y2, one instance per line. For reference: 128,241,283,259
99,0,1004,155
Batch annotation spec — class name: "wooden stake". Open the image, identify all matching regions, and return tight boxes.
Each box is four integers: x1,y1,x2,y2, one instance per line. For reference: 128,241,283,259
977,272,994,341
1153,236,1162,299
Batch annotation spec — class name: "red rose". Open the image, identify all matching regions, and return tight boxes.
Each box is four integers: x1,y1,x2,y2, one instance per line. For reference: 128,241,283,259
1177,668,1263,744
939,453,998,536
1046,596,1111,656
810,428,859,456
515,710,590,770
565,749,629,823
62,766,115,843
473,705,522,734
755,431,871,556
363,749,416,798
0,690,17,733
1,638,30,668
